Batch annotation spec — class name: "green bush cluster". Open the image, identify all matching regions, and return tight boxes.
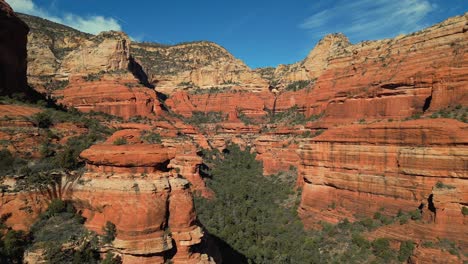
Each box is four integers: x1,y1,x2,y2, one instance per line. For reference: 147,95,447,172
0,199,123,263
237,110,255,125
194,144,403,263
45,80,69,91
430,105,467,123
132,41,229,76
185,111,226,124
83,73,103,82
188,86,232,95
435,181,456,190
462,206,468,216
140,130,162,144
421,238,462,256
0,213,29,264
102,221,117,244
113,137,128,145
284,80,314,92
265,105,323,125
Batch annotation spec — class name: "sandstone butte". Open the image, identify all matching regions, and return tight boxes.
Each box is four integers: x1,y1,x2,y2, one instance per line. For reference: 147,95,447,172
0,1,467,263
75,129,216,263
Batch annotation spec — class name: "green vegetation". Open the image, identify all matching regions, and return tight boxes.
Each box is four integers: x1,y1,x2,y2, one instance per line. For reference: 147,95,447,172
188,86,233,95
421,238,462,256
265,105,323,125
398,240,415,262
462,206,468,216
195,144,402,263
237,110,255,125
30,199,99,263
0,199,123,263
300,129,325,138
30,111,53,128
0,98,113,193
45,80,69,91
83,73,102,82
0,213,29,263
0,149,27,177
140,130,162,144
178,81,195,87
128,115,153,124
185,111,226,124
132,41,230,76
404,113,422,121
17,13,92,60
113,137,128,145
430,105,467,123
284,80,315,92
101,252,122,264
435,181,456,190
102,221,117,244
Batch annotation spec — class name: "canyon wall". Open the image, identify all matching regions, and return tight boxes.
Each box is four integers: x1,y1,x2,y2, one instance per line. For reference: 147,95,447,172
0,0,30,96
131,41,268,93
297,119,467,247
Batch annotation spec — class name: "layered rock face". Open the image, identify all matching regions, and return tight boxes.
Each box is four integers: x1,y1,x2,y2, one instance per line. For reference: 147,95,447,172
0,1,30,96
297,119,468,246
171,13,467,126
75,129,216,263
56,75,160,119
17,13,91,86
60,31,130,76
274,33,351,84
132,41,268,93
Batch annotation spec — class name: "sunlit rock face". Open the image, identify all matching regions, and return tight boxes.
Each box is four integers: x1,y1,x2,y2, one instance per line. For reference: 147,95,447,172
74,129,217,263
297,119,468,249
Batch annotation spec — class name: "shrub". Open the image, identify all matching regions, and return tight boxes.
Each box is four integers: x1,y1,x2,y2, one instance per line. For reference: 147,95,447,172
186,111,226,124
102,252,122,264
462,206,468,216
409,209,422,220
83,73,102,82
435,181,455,189
113,137,127,145
194,144,400,263
398,240,415,262
0,149,15,175
0,229,29,263
30,111,53,128
102,221,117,244
372,238,393,262
141,131,162,144
284,80,314,92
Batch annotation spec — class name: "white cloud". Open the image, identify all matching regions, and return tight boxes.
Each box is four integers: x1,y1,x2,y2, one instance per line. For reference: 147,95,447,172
6,0,122,35
299,0,434,42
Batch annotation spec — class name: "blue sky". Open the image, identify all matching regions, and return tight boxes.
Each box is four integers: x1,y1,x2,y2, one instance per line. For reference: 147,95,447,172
6,0,467,68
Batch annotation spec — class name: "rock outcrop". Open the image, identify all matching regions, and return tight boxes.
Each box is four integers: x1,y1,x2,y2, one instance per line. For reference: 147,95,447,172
56,75,160,119
274,33,351,84
60,31,130,76
131,41,269,93
75,129,216,263
168,13,467,125
297,119,468,248
0,1,30,96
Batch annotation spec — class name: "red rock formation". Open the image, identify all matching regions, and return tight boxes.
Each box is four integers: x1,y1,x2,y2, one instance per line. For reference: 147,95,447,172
56,75,160,119
168,14,467,126
297,119,468,248
0,0,31,96
74,129,216,263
